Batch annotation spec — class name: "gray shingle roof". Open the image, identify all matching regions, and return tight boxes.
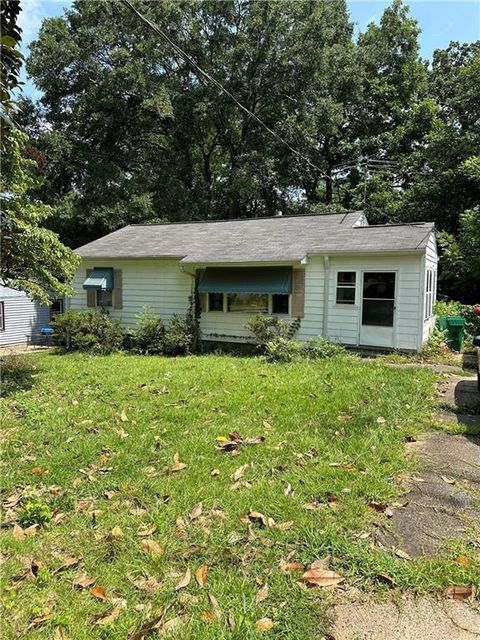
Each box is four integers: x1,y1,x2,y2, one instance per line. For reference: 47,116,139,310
75,213,434,263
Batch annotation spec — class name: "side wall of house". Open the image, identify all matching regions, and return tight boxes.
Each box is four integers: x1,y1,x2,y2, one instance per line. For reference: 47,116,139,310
325,253,424,351
69,259,193,326
0,288,50,347
422,232,439,344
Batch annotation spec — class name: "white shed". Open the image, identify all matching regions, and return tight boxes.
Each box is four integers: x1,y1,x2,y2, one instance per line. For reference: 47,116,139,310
69,212,438,352
0,286,63,348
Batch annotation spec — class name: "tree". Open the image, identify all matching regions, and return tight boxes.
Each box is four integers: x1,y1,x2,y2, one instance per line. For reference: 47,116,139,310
1,129,80,304
1,0,24,150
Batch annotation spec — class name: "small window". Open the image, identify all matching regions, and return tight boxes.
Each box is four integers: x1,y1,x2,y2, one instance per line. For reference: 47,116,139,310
272,294,289,314
208,293,224,312
96,289,113,307
0,301,4,331
227,293,268,313
424,268,435,320
336,272,356,304
50,299,64,319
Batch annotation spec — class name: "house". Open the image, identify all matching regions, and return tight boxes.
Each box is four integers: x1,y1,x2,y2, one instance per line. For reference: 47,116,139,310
69,212,438,351
0,285,64,348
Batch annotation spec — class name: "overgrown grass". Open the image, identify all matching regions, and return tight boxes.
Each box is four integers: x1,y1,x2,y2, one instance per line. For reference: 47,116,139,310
1,353,479,639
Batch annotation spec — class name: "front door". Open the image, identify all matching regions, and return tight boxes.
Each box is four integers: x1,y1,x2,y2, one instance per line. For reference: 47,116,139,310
359,272,396,348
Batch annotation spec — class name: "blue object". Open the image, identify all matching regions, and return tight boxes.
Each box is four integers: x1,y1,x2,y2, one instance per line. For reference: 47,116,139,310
198,267,292,294
40,326,55,335
83,267,114,290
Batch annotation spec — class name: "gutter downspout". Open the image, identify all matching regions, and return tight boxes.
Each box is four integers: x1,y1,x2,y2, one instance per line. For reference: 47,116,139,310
323,256,330,339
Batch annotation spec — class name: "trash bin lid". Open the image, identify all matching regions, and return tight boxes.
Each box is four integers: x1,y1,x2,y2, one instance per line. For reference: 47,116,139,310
445,316,465,326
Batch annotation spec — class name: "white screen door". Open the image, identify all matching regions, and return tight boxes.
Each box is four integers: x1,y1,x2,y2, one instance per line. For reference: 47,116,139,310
359,272,396,348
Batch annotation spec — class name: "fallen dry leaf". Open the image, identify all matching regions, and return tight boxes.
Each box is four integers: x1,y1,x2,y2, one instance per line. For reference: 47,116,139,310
171,452,187,472
53,555,81,575
94,604,124,625
208,593,222,619
109,525,123,539
441,475,455,485
232,463,250,481
453,556,470,567
301,568,344,588
279,560,304,572
73,574,96,589
248,511,268,527
256,583,269,604
443,585,476,600
190,502,203,520
394,548,411,560
195,564,208,587
276,520,294,530
137,524,157,537
133,575,161,592
175,567,191,590
90,585,107,601
200,610,217,623
255,617,274,632
175,516,187,538
376,416,386,424
140,539,163,556
161,616,183,634
128,613,164,639
12,523,24,539
210,469,220,477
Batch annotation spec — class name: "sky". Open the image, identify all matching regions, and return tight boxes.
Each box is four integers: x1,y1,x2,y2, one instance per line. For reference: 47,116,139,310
19,0,480,101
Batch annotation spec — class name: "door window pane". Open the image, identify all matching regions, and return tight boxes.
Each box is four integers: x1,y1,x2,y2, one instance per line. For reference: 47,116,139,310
362,300,394,326
227,293,268,313
363,273,395,299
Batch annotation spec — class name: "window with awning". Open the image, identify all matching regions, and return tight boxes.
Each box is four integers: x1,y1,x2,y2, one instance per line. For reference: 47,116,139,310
83,268,114,291
198,267,292,294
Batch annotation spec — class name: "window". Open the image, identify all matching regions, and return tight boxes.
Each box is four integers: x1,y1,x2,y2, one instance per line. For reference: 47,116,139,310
208,292,224,312
227,293,268,313
424,268,435,320
361,272,396,327
0,301,4,331
96,289,113,307
50,299,64,319
272,294,289,315
336,272,356,304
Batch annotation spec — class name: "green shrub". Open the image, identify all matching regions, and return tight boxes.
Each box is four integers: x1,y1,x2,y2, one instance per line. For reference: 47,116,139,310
304,336,347,359
244,314,294,347
419,326,452,360
434,300,480,350
264,337,304,362
265,335,346,363
19,499,52,527
51,310,123,355
130,308,194,356
1,354,36,396
163,315,194,355
130,307,166,355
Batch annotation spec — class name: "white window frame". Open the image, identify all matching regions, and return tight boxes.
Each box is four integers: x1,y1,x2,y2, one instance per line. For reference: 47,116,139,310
335,271,357,305
0,301,4,331
424,268,435,320
206,293,291,316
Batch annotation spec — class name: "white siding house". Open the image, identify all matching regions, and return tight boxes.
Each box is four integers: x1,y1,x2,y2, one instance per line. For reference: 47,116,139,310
0,286,52,348
69,213,438,352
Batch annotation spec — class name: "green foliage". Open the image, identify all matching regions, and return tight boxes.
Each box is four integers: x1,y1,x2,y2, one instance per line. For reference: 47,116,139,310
419,327,451,361
0,129,79,304
0,1,24,150
18,499,52,527
244,314,292,347
51,310,123,355
129,308,194,356
0,354,36,396
264,335,347,363
434,300,480,349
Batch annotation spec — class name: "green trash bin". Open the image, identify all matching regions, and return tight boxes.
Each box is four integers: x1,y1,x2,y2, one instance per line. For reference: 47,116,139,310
436,316,465,351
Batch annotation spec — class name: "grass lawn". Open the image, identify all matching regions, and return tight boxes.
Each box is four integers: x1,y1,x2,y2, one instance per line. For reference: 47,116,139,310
1,352,479,639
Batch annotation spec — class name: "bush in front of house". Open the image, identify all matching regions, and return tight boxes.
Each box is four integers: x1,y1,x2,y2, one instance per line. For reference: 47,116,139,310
434,300,480,351
244,314,299,347
51,310,123,355
129,308,195,356
264,335,346,363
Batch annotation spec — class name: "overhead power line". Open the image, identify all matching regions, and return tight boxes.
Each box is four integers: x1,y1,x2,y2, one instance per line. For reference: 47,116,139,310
120,0,332,182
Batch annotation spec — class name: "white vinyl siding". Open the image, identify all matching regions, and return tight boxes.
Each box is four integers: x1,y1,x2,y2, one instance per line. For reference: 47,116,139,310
325,254,424,351
0,287,51,347
68,259,193,327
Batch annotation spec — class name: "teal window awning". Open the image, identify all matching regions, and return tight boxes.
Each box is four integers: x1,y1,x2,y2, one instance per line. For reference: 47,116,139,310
198,267,292,295
83,268,113,290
